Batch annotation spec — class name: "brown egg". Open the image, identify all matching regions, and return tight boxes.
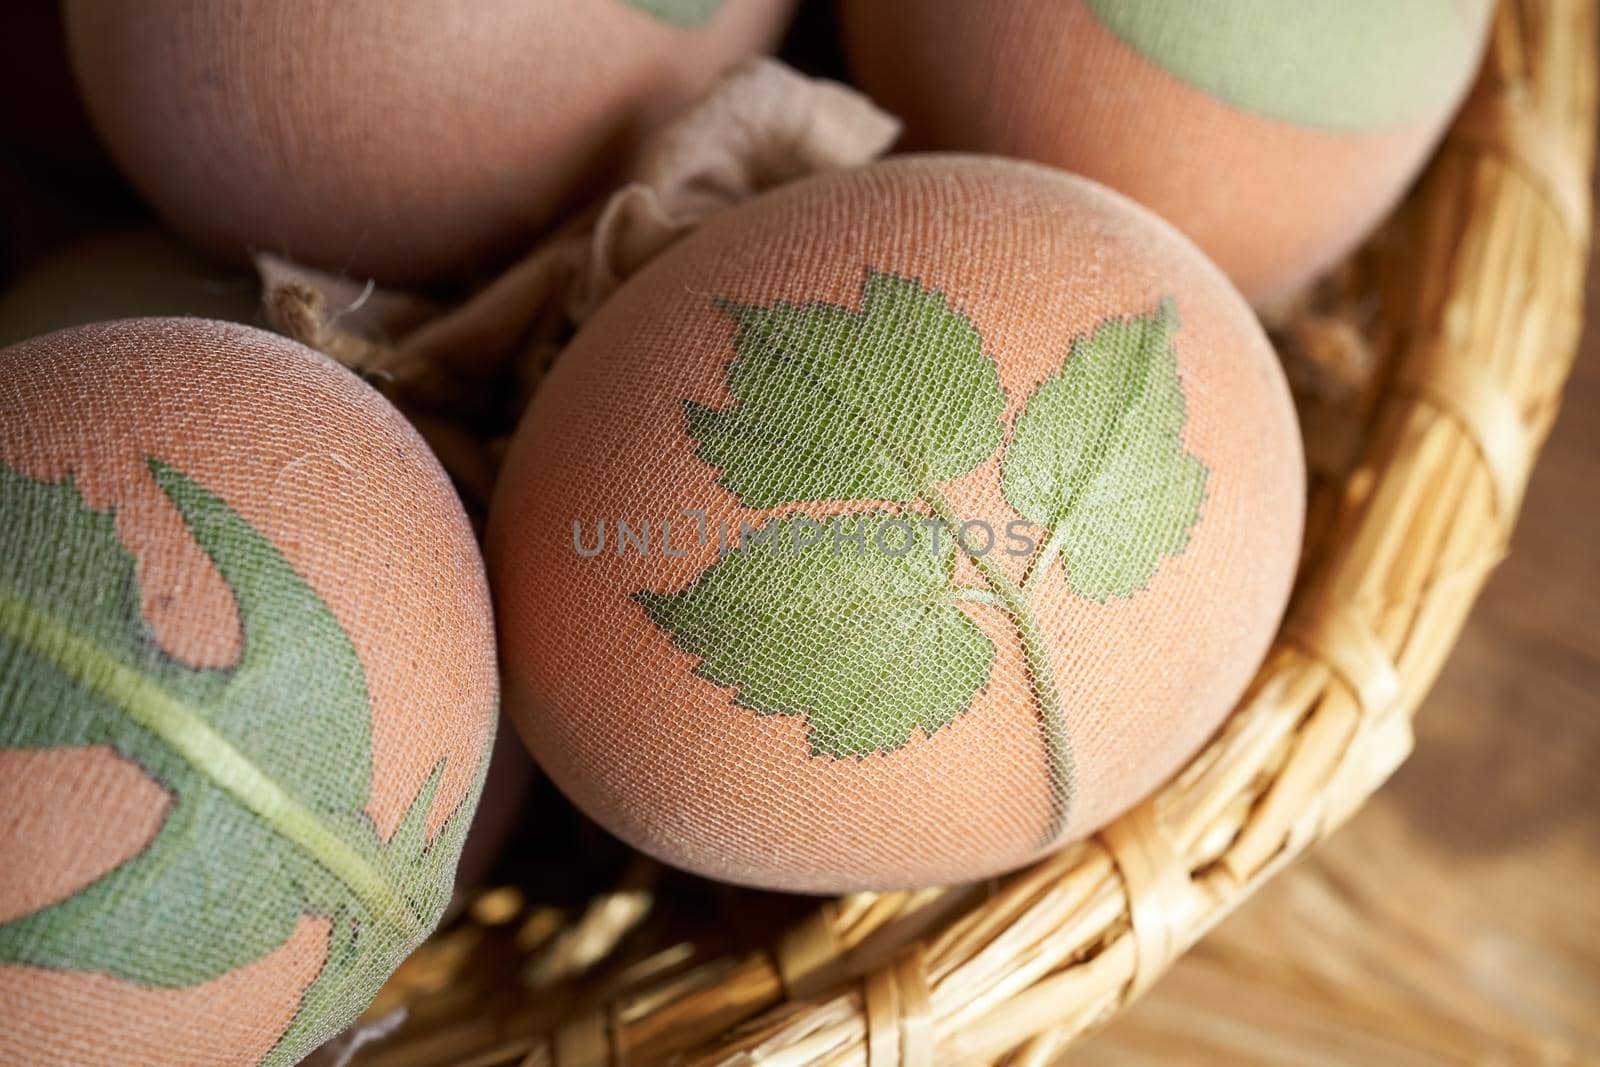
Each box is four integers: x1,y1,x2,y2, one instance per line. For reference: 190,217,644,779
488,156,1303,893
839,0,1491,307
64,0,796,284
0,228,261,348
0,319,497,1065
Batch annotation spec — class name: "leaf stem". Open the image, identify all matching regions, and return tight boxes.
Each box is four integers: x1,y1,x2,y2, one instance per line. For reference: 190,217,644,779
0,591,419,941
1021,522,1072,594
922,490,1074,842
756,344,1075,842
950,586,1004,607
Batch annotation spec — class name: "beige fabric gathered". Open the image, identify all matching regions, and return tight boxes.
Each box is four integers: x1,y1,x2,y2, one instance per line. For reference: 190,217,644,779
257,59,899,512
569,58,903,320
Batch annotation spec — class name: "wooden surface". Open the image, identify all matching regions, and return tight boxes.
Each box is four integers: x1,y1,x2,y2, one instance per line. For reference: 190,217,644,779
1074,220,1600,1067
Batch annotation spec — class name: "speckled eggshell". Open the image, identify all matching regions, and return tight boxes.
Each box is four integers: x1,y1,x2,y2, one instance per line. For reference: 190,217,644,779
488,156,1304,893
64,0,796,283
839,0,1492,307
0,319,497,1066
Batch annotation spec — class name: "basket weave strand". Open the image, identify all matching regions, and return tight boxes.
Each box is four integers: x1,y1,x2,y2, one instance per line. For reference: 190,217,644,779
349,1,1596,1063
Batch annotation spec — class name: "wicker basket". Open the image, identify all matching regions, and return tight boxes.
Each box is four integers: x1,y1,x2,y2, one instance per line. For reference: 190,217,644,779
341,2,1596,1063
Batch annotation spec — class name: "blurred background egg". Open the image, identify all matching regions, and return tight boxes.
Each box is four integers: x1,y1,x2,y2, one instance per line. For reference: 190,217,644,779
64,0,797,284
839,0,1492,307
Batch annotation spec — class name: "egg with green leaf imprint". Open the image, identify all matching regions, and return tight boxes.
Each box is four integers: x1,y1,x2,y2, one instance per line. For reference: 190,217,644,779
488,156,1303,893
0,318,497,1066
840,0,1493,308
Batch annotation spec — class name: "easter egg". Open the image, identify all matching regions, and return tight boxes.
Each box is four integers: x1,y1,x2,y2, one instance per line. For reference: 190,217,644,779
0,319,497,1065
64,0,796,284
0,228,260,349
488,156,1303,892
839,0,1492,307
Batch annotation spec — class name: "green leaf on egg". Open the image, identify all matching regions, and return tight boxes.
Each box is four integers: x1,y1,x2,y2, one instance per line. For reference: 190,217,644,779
1085,0,1488,132
1002,299,1209,602
685,270,1006,509
635,269,1208,842
0,459,483,1066
638,512,995,758
620,0,726,29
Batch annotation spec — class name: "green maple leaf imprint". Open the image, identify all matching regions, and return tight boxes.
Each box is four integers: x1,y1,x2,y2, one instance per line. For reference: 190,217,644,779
641,271,1207,843
0,460,485,1067
620,0,725,28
